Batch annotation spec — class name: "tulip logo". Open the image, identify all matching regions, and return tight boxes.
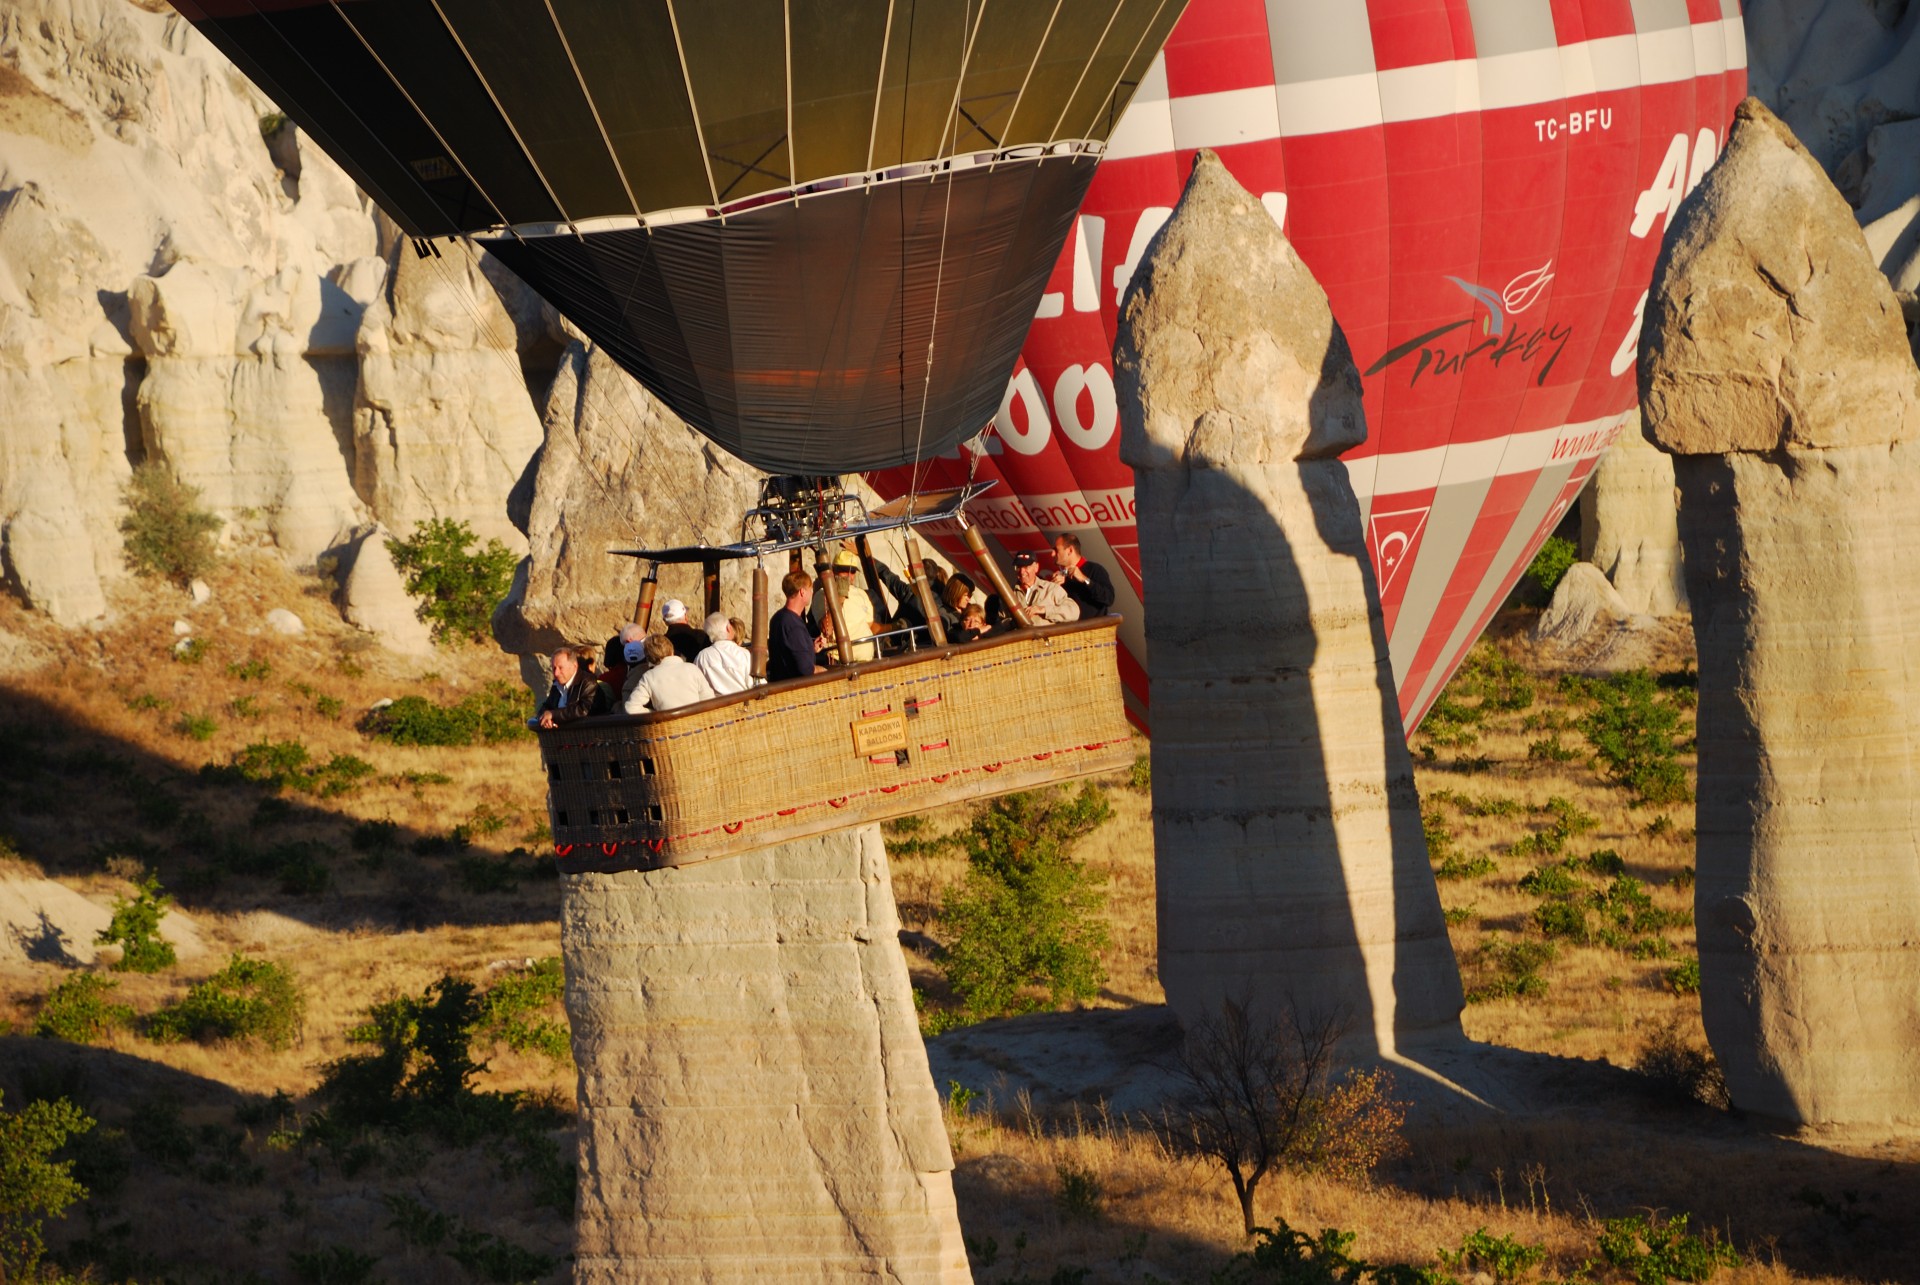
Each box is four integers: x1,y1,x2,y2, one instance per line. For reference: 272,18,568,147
1445,260,1556,336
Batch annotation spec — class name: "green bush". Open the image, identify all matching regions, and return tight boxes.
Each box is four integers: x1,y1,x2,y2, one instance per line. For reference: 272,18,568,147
97,873,176,973
147,954,306,1049
1465,939,1554,1003
1518,863,1580,898
473,957,570,1065
386,519,517,644
1664,957,1702,996
119,462,221,586
362,684,531,746
1437,1228,1544,1282
226,740,377,797
174,713,217,741
34,975,134,1043
1568,670,1693,805
1596,1213,1738,1285
937,785,1112,1019
0,1090,94,1281
1525,535,1579,597
1532,898,1589,941
1433,854,1497,881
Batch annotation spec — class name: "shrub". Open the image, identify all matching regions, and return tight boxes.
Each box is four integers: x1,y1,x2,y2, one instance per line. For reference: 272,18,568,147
1635,1017,1729,1109
937,785,1111,1018
34,975,134,1043
1055,1161,1103,1222
1596,1213,1738,1285
1526,734,1580,763
1585,848,1626,876
119,462,221,586
0,1090,94,1281
1433,854,1497,881
1532,898,1588,941
227,740,377,797
473,958,570,1065
1518,863,1579,898
148,954,306,1049
174,713,217,741
363,683,532,746
1663,957,1702,996
1525,535,1579,597
1569,670,1693,805
97,873,177,973
1437,1229,1544,1282
386,519,517,644
1127,753,1151,792
1465,939,1553,1003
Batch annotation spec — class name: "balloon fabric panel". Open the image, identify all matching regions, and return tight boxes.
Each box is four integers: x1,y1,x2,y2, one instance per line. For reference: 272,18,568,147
869,0,1747,731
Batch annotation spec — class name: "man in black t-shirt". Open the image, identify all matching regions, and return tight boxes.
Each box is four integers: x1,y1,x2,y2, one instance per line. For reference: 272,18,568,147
1050,533,1115,618
766,570,818,682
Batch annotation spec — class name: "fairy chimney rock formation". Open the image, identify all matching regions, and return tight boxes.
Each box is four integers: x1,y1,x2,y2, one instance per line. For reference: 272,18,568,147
1114,150,1465,1054
1578,421,1688,615
1640,97,1920,1129
563,825,971,1283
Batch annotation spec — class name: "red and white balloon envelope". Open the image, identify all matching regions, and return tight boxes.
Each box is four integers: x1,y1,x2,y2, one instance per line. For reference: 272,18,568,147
870,0,1746,730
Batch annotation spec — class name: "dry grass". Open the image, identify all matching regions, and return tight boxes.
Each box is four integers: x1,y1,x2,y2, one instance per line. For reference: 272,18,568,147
1,560,1913,1284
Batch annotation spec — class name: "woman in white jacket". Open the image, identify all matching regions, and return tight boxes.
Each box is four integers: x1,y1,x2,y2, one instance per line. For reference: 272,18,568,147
695,612,759,696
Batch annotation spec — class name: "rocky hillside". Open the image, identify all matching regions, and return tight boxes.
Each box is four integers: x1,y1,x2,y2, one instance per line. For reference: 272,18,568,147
1,0,1916,655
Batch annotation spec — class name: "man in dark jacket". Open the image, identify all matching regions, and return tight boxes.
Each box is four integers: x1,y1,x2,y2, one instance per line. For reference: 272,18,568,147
533,645,608,728
661,599,711,662
1050,533,1115,618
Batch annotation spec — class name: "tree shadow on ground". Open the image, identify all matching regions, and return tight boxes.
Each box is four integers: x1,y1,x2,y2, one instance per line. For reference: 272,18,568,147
0,681,559,934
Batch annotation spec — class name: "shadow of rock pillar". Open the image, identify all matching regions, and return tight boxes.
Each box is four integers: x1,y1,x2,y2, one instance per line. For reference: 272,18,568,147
1641,98,1920,1130
1114,150,1464,1057
562,824,971,1282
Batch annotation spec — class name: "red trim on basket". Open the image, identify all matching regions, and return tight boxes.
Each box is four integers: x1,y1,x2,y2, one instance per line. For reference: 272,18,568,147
828,797,848,809
600,842,619,856
930,773,950,783
1033,751,1053,761
880,784,900,794
777,807,798,817
554,843,574,857
920,740,949,752
723,821,744,834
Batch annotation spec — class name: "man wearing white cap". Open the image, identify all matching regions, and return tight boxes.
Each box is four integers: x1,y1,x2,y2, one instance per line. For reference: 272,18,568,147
660,598,710,662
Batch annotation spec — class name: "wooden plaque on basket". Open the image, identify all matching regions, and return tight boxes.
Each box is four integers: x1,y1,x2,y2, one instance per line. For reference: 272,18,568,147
850,710,908,757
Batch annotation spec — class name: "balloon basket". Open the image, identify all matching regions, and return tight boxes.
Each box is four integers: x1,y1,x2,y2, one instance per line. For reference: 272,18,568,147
538,618,1135,873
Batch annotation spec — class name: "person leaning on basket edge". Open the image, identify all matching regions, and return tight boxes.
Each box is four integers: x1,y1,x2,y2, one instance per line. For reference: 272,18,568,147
1010,550,1079,626
531,645,608,729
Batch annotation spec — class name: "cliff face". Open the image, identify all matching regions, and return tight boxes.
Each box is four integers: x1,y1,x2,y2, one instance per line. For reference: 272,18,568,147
0,0,555,628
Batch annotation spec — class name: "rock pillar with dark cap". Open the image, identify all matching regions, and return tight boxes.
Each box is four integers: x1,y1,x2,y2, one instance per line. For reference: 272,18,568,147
1114,150,1465,1054
1640,98,1920,1129
563,825,972,1282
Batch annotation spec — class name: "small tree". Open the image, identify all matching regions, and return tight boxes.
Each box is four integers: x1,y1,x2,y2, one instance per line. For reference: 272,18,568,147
937,785,1111,1018
119,462,222,586
1167,1000,1406,1235
97,873,177,974
0,1090,93,1281
386,519,518,644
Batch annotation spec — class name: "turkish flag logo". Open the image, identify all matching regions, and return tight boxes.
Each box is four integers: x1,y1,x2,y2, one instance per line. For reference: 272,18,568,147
1370,507,1432,593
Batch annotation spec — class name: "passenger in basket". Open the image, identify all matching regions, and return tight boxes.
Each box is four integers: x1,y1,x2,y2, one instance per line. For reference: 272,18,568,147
696,612,757,695
1010,549,1079,625
956,602,989,641
824,549,879,663
767,570,816,682
533,645,608,729
623,633,714,714
940,573,976,637
1049,533,1115,618
616,627,652,710
603,622,644,696
660,599,711,662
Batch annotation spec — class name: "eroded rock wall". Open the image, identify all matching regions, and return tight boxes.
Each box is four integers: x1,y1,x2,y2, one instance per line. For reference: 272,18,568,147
1577,420,1687,616
1114,151,1464,1054
0,0,550,633
1641,98,1920,1129
563,826,970,1283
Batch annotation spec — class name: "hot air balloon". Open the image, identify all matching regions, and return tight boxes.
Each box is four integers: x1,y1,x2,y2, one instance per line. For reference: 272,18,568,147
870,0,1747,729
166,0,1185,869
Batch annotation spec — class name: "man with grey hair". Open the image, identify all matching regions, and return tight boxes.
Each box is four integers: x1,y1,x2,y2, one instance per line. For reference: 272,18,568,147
532,645,607,729
695,611,757,696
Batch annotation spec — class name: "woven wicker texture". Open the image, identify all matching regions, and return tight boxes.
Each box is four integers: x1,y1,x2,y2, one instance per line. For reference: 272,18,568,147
541,619,1134,872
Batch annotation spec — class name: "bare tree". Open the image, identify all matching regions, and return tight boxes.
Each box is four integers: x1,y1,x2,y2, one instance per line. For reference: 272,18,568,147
1165,998,1349,1236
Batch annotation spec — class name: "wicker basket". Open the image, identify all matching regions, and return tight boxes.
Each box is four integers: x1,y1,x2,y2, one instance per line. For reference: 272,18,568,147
540,618,1135,873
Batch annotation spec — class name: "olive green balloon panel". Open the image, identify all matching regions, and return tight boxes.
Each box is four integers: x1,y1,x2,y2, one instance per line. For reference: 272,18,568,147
170,0,1187,474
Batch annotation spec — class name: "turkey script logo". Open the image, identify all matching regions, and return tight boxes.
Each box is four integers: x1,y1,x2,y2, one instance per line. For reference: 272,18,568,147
1364,260,1569,389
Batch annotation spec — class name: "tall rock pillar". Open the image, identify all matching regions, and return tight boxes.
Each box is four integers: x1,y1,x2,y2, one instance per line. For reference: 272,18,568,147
1640,98,1920,1129
1114,151,1464,1054
1578,420,1689,616
562,825,972,1283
